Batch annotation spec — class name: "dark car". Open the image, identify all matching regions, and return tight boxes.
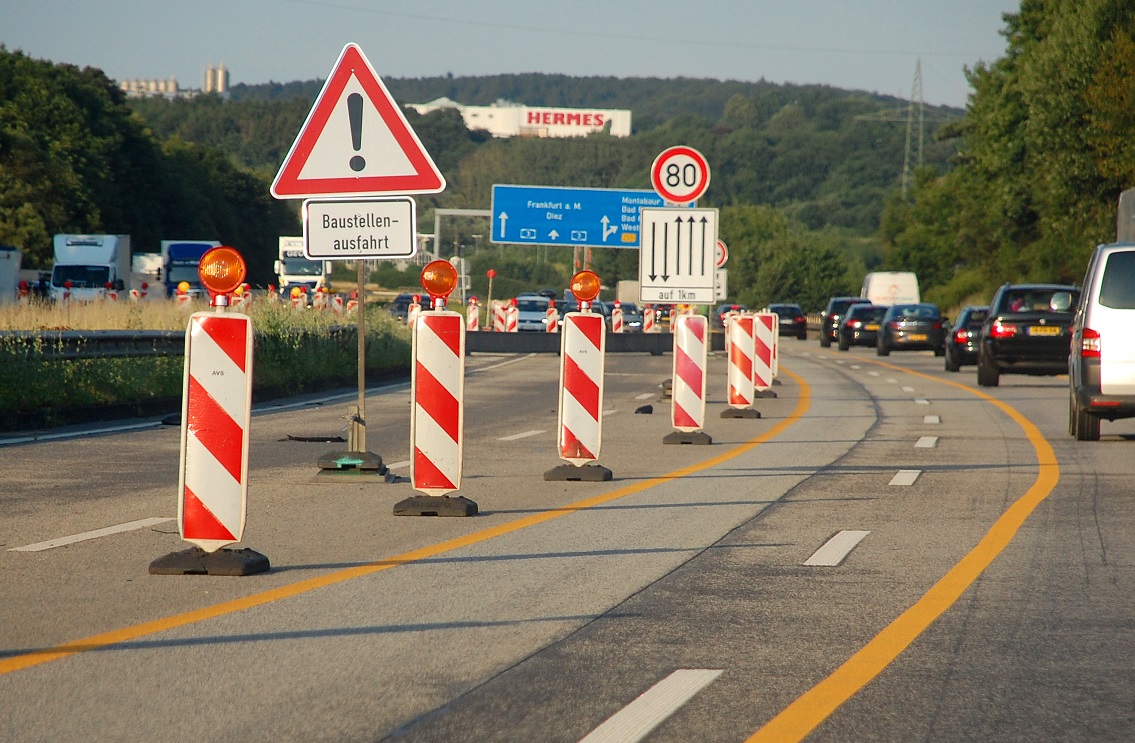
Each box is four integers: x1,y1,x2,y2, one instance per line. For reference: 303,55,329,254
944,305,989,372
768,303,808,340
877,303,946,356
820,296,870,347
977,283,1080,387
614,302,644,332
386,293,418,321
713,303,749,329
837,304,887,350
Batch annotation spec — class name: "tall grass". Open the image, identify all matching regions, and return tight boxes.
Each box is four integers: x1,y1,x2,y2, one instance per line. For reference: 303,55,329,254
0,297,410,430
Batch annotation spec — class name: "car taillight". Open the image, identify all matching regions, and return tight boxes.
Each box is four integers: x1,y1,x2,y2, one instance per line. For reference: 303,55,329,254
849,320,862,329
932,321,943,330
953,329,968,344
990,321,1017,339
794,316,805,323
888,321,901,330
1081,328,1101,358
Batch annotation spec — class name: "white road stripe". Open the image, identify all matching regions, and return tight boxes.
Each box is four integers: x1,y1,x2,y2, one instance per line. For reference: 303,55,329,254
915,436,938,448
849,364,861,370
868,371,879,377
635,392,655,400
886,378,898,384
924,415,941,424
804,530,870,566
914,398,930,405
901,386,915,392
386,460,411,469
578,669,723,743
890,470,921,486
10,517,174,552
602,408,618,417
497,429,545,442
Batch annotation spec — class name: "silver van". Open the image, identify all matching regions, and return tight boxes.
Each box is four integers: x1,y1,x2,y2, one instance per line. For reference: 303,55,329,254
1069,242,1135,440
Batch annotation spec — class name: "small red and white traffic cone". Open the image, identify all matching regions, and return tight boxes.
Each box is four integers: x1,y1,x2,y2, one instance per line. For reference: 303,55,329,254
722,312,760,418
754,311,778,398
466,296,480,332
545,298,558,333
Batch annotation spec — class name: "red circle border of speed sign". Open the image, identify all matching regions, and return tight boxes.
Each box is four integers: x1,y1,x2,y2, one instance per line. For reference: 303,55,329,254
651,145,711,204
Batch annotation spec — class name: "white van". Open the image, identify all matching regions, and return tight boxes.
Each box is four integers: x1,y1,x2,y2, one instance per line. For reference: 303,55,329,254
1069,242,1135,440
860,272,920,306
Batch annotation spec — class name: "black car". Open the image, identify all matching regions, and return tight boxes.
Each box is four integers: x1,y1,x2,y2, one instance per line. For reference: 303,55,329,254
977,283,1080,387
713,303,749,329
837,304,887,350
386,293,418,321
768,303,808,340
944,305,989,372
820,296,870,347
876,303,946,356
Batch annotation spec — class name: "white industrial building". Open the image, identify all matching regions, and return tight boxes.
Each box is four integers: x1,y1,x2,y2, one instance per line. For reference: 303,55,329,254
406,98,632,138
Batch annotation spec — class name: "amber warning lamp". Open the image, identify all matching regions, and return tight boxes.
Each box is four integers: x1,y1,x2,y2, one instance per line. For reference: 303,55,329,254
198,246,247,307
569,270,601,310
420,259,458,309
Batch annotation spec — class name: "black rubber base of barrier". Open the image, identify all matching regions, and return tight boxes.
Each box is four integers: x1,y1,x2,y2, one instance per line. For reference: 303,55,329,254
721,408,761,419
149,547,271,576
755,389,779,399
663,430,713,445
316,450,388,475
393,495,478,517
544,463,613,482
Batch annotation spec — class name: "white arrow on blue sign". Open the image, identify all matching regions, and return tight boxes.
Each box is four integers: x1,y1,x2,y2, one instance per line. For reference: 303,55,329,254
490,185,666,248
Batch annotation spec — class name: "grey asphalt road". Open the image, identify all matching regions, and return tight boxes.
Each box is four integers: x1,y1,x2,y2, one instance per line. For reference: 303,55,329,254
2,340,1133,743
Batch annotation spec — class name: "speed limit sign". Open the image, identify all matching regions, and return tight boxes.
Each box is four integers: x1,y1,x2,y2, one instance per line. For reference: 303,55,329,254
651,146,710,204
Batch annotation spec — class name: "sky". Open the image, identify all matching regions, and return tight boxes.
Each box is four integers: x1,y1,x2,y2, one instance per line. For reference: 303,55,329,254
2,0,1020,109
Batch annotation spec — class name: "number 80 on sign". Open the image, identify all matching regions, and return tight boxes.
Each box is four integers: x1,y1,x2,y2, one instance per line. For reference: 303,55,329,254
651,145,711,205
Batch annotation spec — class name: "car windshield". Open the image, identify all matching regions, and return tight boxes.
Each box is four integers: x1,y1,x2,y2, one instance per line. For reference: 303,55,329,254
516,298,548,313
51,265,110,288
849,306,887,322
1002,289,1079,313
893,304,939,320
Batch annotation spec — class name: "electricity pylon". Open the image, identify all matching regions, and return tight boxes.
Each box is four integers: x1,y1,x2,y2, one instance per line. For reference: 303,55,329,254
855,59,958,196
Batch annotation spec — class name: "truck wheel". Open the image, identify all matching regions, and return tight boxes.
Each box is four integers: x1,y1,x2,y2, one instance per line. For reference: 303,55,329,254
977,351,999,387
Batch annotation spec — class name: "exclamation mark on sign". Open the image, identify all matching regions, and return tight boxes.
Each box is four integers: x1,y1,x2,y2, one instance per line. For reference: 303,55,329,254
348,93,365,172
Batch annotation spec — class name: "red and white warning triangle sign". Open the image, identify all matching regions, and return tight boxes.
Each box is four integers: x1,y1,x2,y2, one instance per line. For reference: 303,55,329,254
271,43,446,199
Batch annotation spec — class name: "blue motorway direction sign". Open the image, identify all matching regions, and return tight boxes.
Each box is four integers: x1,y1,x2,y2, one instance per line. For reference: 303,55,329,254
490,185,666,249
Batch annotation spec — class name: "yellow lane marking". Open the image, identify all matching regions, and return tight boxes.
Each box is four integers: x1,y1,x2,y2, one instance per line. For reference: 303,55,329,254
0,369,812,676
747,358,1059,742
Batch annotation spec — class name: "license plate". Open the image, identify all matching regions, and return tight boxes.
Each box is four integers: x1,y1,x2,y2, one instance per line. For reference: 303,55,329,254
1028,326,1060,336
865,324,879,331
907,333,927,341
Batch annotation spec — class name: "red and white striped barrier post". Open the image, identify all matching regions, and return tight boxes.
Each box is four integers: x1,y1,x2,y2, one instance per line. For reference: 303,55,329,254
722,313,760,418
753,311,778,398
62,280,72,303
331,294,344,316
396,260,477,517
546,271,612,481
466,296,480,332
267,284,279,302
643,305,656,334
151,246,269,576
176,281,193,309
665,313,712,444
17,280,30,305
545,298,558,333
129,282,148,302
346,290,358,314
611,301,624,334
505,298,519,332
103,282,119,302
492,300,506,332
